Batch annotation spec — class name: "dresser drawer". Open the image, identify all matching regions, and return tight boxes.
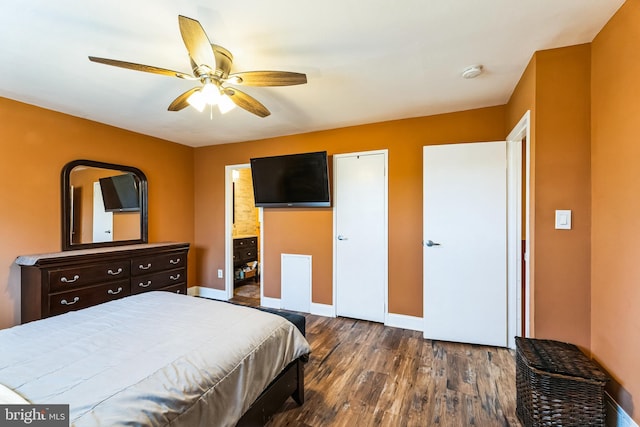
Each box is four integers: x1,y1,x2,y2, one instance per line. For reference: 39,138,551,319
131,268,186,294
131,252,186,276
48,261,130,291
159,283,187,295
49,280,130,316
237,248,257,263
234,237,257,249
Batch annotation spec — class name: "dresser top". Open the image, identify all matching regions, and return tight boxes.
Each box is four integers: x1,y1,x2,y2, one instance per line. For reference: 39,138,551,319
16,242,189,266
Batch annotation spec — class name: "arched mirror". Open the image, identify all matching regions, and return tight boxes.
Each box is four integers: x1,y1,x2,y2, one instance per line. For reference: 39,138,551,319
61,160,148,251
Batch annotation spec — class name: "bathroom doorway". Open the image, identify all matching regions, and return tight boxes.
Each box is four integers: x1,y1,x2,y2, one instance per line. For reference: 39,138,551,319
226,165,261,306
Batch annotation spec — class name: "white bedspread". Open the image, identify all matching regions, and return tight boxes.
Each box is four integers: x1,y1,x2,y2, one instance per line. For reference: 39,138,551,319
0,292,310,427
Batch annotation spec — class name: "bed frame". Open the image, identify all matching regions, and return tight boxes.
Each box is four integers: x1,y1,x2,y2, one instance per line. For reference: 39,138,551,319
227,303,307,425
236,357,305,426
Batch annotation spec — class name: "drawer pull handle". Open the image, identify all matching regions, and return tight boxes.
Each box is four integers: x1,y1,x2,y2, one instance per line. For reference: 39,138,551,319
61,296,80,305
139,263,152,270
60,275,80,283
108,287,123,295
107,268,123,276
138,281,152,288
169,258,181,265
170,274,181,281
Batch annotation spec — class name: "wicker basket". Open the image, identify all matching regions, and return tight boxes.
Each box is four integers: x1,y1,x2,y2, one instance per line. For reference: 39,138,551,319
515,337,609,426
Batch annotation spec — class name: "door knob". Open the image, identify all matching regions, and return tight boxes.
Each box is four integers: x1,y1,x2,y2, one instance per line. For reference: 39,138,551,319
425,240,441,247
337,235,349,241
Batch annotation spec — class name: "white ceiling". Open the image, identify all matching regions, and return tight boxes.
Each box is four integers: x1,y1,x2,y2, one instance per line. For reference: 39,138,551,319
0,1,624,147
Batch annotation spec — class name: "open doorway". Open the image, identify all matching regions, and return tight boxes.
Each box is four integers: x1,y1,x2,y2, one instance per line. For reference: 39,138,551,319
226,164,261,306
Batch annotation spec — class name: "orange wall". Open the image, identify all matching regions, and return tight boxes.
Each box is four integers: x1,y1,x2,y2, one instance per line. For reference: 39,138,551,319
591,0,640,419
506,45,592,350
534,44,593,349
194,107,506,316
0,97,195,329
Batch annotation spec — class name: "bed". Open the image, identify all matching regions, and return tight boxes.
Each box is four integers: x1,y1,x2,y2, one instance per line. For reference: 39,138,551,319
0,291,311,426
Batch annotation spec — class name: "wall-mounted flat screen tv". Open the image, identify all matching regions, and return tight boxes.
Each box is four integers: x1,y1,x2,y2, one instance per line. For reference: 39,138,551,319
250,151,331,207
99,173,140,212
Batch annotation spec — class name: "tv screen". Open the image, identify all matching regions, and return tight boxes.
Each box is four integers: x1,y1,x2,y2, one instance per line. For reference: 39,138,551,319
99,173,140,212
250,151,331,207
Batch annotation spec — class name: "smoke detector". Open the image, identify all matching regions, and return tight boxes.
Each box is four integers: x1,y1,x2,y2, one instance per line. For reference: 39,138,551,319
462,65,483,79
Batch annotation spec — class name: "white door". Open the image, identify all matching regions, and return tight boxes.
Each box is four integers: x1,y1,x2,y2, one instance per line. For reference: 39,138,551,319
335,151,387,323
93,181,113,243
423,142,507,347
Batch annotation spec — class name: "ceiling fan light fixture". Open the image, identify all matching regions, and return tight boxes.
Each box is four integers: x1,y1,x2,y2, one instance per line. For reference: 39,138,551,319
187,90,206,112
201,82,221,105
187,82,222,112
218,94,236,114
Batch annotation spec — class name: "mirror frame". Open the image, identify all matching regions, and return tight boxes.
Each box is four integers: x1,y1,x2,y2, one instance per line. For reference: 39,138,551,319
61,159,148,251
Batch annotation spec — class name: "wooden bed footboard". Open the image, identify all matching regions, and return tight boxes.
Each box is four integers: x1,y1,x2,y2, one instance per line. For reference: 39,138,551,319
236,357,305,426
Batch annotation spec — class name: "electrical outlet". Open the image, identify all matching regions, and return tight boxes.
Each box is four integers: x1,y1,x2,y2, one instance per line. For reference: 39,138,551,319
217,269,223,279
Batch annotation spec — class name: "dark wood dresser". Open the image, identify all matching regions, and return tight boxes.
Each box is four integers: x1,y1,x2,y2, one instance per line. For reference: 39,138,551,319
233,236,258,285
17,242,189,323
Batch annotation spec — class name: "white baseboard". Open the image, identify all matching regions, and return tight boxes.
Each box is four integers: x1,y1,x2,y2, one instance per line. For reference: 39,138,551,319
311,302,335,317
260,296,281,309
189,285,228,301
385,312,423,331
606,392,638,427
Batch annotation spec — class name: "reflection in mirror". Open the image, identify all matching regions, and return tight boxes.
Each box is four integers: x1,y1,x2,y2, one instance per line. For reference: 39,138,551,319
62,160,148,251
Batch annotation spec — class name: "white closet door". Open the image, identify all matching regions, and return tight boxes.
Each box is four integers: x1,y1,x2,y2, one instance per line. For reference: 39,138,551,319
334,152,387,323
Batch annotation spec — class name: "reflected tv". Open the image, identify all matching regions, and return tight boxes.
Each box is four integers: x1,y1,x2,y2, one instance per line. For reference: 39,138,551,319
99,173,140,212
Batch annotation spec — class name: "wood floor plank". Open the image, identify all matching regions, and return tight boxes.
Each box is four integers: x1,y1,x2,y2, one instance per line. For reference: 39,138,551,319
261,313,521,427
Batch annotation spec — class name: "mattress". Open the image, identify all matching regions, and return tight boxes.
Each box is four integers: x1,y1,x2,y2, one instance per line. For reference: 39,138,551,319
0,292,311,427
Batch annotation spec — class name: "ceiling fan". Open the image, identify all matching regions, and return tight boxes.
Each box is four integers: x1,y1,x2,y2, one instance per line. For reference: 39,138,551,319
88,15,307,118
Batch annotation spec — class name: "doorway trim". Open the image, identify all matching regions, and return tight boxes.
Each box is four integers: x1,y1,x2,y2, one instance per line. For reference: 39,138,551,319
332,149,389,321
506,110,531,343
224,164,264,302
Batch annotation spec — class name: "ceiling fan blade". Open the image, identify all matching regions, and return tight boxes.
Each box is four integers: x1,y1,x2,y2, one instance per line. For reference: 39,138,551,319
223,87,270,118
88,56,194,80
178,15,216,74
226,71,307,87
168,87,200,111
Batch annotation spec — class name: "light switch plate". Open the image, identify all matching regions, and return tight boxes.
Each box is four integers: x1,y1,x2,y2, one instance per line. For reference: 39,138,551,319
555,210,572,230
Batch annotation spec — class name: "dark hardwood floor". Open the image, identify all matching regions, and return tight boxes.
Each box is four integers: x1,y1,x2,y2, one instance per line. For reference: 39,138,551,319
234,290,521,427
